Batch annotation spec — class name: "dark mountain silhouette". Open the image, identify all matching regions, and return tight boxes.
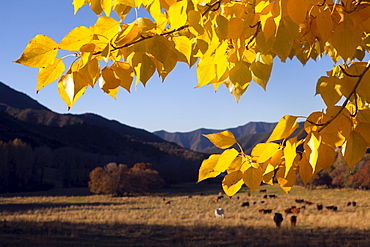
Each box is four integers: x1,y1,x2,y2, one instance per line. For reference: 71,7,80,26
0,82,206,192
154,122,277,153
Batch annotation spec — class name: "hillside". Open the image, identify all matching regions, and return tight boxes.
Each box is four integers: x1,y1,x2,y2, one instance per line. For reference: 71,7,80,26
0,82,206,192
154,122,277,153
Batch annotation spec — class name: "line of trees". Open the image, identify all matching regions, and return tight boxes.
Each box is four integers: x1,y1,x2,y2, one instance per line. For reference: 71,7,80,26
88,162,165,196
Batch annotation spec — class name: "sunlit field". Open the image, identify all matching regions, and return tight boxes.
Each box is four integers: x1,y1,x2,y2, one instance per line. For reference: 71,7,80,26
1,183,370,246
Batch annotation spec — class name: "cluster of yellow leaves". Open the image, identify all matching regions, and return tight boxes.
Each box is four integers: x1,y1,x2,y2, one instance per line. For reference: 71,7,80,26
16,0,370,106
15,0,370,192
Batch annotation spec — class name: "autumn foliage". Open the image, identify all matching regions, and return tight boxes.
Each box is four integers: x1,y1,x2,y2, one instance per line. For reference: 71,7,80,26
88,162,164,196
15,0,370,195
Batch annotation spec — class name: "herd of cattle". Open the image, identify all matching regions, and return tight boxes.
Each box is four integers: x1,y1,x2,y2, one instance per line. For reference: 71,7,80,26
211,189,358,228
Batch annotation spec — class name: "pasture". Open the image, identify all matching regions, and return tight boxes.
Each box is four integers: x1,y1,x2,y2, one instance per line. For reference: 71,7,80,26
1,183,370,246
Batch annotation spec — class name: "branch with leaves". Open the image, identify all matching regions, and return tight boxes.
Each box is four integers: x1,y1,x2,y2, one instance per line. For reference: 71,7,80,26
15,0,370,194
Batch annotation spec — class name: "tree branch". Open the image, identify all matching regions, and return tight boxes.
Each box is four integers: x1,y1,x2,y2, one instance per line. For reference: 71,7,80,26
317,61,370,132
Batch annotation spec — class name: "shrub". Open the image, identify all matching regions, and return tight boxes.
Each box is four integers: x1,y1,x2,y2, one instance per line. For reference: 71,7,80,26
88,162,164,196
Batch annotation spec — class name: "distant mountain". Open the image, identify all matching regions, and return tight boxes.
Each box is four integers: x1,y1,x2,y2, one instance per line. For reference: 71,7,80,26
154,122,277,153
0,82,207,192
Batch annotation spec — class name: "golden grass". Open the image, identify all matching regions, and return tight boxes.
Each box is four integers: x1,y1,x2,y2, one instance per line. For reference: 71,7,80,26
1,184,370,246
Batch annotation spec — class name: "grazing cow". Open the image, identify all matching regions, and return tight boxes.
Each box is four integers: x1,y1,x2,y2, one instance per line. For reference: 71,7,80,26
215,208,225,218
263,195,268,199
217,195,224,200
269,195,277,198
295,199,305,203
291,208,300,214
317,204,323,210
247,193,251,196
352,201,357,206
305,201,313,205
188,196,192,199
241,202,250,207
290,216,297,227
260,209,272,214
164,201,171,205
261,201,265,204
284,208,293,214
259,189,267,193
347,202,352,206
236,196,240,200
212,199,219,203
326,206,334,210
273,213,284,228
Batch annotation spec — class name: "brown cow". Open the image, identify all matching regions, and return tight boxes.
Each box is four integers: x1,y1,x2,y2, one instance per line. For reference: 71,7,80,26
259,189,267,193
290,215,297,227
212,199,219,203
291,208,300,214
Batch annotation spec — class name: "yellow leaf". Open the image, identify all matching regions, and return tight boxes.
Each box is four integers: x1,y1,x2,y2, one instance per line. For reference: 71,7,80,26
356,122,370,145
298,153,313,186
276,165,296,194
343,130,368,170
72,58,100,88
59,26,94,51
173,36,192,64
198,154,221,183
130,52,156,86
229,61,252,88
115,22,139,47
147,35,171,63
72,0,87,14
15,35,58,68
58,72,87,109
251,142,280,163
286,0,309,25
357,109,370,124
267,115,298,142
316,76,342,107
91,16,120,41
242,164,263,192
250,53,273,90
304,131,321,174
304,111,323,132
262,170,274,185
101,0,113,16
100,66,121,99
222,171,244,197
316,8,333,43
37,59,65,92
203,130,237,149
112,61,134,92
284,137,297,178
196,56,216,87
228,18,244,39
214,148,239,172
216,15,228,39
331,14,362,60
273,17,299,61
227,156,244,173
90,0,103,15
269,149,283,168
168,0,187,30
317,142,336,172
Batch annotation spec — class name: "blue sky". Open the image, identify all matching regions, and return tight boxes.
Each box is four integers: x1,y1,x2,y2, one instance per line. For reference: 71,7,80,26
0,1,332,133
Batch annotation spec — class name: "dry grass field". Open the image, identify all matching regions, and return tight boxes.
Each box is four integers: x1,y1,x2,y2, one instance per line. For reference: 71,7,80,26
1,183,370,246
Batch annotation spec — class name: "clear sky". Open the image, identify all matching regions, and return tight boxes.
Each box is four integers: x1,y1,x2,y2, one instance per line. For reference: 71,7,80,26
0,1,333,133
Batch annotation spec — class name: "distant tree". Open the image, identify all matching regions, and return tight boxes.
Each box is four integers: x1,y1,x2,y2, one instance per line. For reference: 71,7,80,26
88,162,164,196
347,161,370,190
